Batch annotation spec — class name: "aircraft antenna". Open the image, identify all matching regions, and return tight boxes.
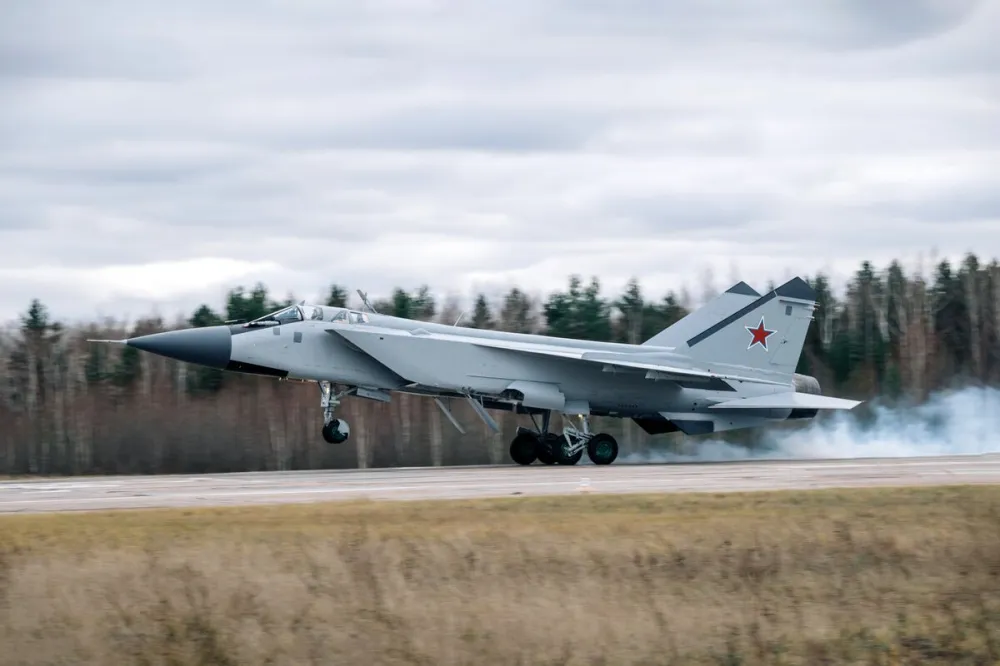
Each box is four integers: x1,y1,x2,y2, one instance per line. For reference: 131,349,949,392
454,311,467,326
356,289,379,314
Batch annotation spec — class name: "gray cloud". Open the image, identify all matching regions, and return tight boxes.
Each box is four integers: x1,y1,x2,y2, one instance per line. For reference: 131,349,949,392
0,0,998,324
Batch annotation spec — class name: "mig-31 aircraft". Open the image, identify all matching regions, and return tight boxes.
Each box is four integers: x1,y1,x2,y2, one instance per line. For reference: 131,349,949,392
90,276,860,466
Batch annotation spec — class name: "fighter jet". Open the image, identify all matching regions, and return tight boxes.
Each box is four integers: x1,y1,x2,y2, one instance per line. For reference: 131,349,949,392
90,276,861,466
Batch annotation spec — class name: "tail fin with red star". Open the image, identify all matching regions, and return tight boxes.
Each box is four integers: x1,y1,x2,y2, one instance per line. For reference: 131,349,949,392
641,280,761,348
679,277,818,378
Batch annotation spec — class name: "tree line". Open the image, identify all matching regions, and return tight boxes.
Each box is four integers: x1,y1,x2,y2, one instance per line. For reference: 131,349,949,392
0,252,996,476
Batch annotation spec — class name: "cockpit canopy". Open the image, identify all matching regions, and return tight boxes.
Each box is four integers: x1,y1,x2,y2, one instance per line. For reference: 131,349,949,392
329,309,370,324
244,304,370,327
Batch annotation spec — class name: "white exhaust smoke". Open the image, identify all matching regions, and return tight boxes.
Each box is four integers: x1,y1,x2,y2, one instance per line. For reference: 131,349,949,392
618,385,1000,463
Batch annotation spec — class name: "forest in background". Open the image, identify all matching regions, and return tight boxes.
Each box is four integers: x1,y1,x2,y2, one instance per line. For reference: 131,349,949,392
0,252,997,476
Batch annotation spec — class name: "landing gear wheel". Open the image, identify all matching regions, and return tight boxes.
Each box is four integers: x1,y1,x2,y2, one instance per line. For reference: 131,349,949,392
537,434,560,465
557,443,583,466
587,433,618,465
322,419,350,444
509,432,538,465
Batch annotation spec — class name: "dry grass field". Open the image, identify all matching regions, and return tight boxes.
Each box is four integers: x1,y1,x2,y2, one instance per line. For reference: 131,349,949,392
1,486,1000,665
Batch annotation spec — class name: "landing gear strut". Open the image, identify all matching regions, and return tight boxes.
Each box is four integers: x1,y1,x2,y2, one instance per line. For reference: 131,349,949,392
319,381,352,444
508,412,618,466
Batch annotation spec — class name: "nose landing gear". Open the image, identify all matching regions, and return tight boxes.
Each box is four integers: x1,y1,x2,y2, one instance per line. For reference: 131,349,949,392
319,381,353,444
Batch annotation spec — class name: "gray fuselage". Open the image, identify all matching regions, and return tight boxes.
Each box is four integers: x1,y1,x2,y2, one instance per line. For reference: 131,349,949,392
227,304,814,423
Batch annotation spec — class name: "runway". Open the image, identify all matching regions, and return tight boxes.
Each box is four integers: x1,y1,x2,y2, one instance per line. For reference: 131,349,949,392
1,453,999,514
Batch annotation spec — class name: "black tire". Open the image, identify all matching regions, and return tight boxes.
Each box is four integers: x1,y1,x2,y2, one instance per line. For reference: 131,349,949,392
552,434,583,465
558,448,583,465
322,419,349,444
537,433,560,465
510,432,538,465
586,433,618,465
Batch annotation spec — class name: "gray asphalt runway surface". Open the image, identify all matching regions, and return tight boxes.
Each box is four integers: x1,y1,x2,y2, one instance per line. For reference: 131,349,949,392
1,454,998,514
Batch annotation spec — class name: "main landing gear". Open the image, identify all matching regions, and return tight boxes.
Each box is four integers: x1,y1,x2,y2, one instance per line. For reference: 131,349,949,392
509,412,619,466
319,381,351,444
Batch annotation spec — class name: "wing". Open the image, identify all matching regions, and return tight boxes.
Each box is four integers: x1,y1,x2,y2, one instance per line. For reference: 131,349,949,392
326,324,787,389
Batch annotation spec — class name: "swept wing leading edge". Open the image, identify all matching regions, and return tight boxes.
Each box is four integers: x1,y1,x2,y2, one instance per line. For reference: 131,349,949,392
326,324,788,388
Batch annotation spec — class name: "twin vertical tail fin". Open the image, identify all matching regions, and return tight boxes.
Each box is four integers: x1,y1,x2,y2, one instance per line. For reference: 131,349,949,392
677,277,818,377
642,281,761,348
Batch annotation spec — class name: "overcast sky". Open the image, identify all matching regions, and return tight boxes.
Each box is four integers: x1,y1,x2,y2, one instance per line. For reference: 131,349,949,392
1,0,998,325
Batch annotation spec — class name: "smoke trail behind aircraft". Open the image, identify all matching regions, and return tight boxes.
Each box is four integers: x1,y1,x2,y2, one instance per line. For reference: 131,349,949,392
617,385,1000,463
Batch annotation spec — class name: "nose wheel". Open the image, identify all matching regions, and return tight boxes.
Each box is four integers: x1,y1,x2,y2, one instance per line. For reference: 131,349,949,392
318,381,353,444
322,418,350,444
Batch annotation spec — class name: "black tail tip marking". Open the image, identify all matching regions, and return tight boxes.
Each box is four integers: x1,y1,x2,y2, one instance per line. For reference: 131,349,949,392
774,277,817,302
725,281,761,297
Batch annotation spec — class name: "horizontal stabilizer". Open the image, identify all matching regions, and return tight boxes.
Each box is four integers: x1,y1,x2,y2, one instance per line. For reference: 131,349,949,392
708,392,862,410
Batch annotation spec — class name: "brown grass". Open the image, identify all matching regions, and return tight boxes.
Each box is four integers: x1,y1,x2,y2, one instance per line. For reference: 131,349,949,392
2,486,1000,665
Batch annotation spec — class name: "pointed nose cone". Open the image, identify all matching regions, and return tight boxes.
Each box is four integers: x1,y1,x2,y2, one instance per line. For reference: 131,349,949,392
127,325,232,369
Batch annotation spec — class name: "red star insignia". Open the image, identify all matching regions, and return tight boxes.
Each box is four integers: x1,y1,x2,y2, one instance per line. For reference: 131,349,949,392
745,317,775,350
